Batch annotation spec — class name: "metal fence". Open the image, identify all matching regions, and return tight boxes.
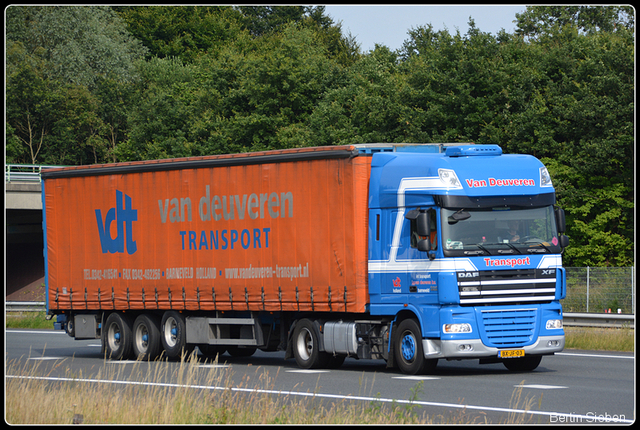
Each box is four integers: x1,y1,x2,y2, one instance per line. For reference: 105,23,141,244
563,267,635,314
5,164,65,183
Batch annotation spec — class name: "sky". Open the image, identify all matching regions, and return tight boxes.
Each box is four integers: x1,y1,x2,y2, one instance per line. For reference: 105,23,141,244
324,5,527,52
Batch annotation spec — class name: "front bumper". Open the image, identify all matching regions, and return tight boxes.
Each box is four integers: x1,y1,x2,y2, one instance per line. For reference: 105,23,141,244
422,335,565,359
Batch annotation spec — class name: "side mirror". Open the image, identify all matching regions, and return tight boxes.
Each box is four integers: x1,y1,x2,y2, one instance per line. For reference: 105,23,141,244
406,209,433,253
417,239,431,252
448,209,471,225
416,211,430,237
555,207,566,233
559,234,569,248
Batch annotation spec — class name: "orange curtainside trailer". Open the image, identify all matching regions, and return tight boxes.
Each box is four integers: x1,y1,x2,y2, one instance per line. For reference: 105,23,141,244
43,146,370,315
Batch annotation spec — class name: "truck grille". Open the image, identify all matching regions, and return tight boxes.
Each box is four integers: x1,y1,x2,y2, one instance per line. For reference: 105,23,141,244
480,308,537,347
457,269,556,306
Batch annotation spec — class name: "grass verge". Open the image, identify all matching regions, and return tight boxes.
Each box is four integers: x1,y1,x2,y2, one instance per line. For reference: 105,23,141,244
6,352,542,425
563,326,634,352
5,311,52,330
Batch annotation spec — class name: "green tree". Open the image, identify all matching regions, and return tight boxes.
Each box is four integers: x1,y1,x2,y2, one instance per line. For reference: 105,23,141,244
114,6,244,62
5,59,54,164
6,6,147,164
399,21,515,144
303,44,414,146
237,5,310,37
515,5,634,38
117,24,344,160
6,5,147,88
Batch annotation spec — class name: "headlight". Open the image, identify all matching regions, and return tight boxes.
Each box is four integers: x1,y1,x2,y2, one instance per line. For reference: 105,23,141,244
546,319,563,330
443,323,472,333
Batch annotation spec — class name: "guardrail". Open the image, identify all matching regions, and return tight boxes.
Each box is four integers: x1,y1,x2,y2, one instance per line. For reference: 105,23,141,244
6,301,46,312
562,312,634,329
5,164,65,183
5,302,635,329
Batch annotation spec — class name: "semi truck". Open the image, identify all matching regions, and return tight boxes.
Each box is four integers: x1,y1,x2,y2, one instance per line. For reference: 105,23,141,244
42,143,568,374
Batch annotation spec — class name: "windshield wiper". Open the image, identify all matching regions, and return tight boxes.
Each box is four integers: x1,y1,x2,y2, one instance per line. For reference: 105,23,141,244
479,242,522,255
466,243,491,256
500,242,522,254
523,240,552,253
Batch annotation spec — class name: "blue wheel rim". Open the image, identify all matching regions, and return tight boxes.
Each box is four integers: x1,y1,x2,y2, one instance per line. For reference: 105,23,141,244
401,333,416,361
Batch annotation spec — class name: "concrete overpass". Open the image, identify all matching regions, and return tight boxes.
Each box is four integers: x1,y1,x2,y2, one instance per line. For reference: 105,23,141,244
5,165,52,302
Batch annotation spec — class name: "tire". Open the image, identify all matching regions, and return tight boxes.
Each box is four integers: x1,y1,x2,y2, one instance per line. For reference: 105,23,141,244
292,319,329,369
160,310,192,360
199,345,226,360
394,318,436,375
227,346,257,357
503,355,542,372
326,354,346,369
132,314,162,361
104,312,133,360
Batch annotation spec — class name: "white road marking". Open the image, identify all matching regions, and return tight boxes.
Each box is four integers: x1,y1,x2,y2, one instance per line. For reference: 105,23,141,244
393,376,441,381
556,352,633,360
6,330,65,335
286,369,330,374
516,384,567,390
29,357,65,361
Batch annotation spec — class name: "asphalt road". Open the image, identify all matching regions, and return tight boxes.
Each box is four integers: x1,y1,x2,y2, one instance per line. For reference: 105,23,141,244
5,329,635,424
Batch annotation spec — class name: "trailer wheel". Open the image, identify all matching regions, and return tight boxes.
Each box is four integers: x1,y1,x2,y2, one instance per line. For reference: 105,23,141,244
503,355,542,372
104,312,133,360
132,314,161,361
394,318,432,375
292,319,329,369
160,311,192,360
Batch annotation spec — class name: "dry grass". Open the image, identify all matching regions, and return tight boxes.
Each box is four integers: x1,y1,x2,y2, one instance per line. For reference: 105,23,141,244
564,326,634,352
6,352,539,425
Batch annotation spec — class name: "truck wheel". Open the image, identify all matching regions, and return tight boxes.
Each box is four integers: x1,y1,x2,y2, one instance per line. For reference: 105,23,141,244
326,354,346,369
227,346,257,357
161,311,192,360
104,312,133,360
395,319,428,375
132,314,161,361
292,319,329,369
199,345,226,360
503,355,542,372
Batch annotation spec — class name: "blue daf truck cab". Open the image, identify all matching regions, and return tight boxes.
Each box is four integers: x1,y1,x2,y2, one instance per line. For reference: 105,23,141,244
365,143,568,373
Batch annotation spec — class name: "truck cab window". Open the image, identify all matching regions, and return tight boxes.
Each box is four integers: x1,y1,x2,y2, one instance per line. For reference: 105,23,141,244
441,205,560,256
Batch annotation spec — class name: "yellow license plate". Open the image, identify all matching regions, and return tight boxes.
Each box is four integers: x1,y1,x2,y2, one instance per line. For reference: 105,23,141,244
498,349,525,358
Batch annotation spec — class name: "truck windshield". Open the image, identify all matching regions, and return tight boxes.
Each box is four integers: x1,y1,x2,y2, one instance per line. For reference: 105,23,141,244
441,206,561,257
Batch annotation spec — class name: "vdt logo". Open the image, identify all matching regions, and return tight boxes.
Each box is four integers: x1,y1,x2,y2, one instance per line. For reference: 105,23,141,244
95,190,138,254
